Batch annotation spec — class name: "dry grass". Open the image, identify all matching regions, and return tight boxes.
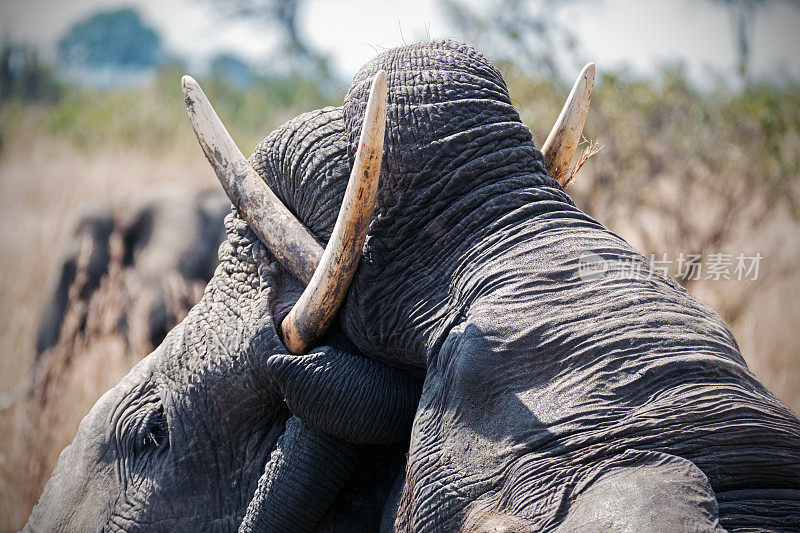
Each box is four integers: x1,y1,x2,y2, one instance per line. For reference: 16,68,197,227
0,215,205,524
561,137,603,189
0,128,216,530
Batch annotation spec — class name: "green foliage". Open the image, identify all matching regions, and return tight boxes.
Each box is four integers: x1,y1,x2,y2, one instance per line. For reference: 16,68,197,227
0,63,337,156
727,81,800,194
57,8,163,70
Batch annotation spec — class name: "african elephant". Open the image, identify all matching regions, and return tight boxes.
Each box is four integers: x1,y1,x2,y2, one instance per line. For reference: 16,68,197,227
25,104,421,531
28,38,800,532
213,40,800,530
36,188,229,356
332,40,800,531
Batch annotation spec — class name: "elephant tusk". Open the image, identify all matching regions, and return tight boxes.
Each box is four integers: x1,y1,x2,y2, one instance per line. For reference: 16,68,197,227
182,75,323,286
280,70,387,354
541,63,595,186
182,71,387,355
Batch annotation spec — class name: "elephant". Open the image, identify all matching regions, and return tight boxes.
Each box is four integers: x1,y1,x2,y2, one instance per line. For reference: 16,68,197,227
28,38,800,532
333,40,800,531
25,104,421,531
36,189,229,356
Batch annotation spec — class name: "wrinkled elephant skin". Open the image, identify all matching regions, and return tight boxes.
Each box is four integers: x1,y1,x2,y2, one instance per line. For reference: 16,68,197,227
26,108,419,532
335,41,800,531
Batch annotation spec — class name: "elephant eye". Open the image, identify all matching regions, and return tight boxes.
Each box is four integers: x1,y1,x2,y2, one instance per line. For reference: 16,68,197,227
136,403,168,453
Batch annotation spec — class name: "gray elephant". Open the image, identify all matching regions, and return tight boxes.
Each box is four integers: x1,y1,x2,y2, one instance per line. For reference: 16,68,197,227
36,189,229,356
25,105,421,531
28,39,800,532
334,40,800,531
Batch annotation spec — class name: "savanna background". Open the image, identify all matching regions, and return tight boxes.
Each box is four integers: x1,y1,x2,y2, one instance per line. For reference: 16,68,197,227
1,0,799,529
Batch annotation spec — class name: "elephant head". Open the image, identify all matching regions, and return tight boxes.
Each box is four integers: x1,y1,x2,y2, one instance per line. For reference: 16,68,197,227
329,40,798,531
26,95,420,531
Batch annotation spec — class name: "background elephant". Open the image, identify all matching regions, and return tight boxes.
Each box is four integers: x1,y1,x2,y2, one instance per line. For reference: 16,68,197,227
26,106,420,532
35,189,229,357
10,189,229,507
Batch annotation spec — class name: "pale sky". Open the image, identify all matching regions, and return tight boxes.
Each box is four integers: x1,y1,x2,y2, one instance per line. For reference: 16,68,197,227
2,0,799,84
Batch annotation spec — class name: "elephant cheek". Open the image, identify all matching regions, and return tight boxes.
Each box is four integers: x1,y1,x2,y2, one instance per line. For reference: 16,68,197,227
26,383,127,532
26,437,117,532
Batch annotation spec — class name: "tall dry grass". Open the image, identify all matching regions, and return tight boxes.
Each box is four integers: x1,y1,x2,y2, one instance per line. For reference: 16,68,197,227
0,69,798,530
0,124,218,528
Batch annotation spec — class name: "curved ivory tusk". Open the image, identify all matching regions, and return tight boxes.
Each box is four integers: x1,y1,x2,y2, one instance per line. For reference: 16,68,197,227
182,75,323,285
183,71,387,355
541,63,595,186
280,70,387,354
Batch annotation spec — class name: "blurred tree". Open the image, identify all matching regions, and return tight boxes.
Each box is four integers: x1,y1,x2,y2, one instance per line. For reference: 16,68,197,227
0,41,58,102
713,0,800,80
204,0,332,82
209,53,253,88
440,0,583,80
57,8,163,71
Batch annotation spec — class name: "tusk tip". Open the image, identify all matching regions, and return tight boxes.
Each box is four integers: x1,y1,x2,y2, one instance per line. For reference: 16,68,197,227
370,69,388,102
181,75,199,95
181,75,203,112
581,63,596,85
541,62,597,184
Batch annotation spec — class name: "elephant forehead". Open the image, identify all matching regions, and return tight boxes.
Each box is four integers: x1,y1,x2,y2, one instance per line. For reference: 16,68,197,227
344,39,529,186
338,40,550,368
249,106,350,244
350,39,510,102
